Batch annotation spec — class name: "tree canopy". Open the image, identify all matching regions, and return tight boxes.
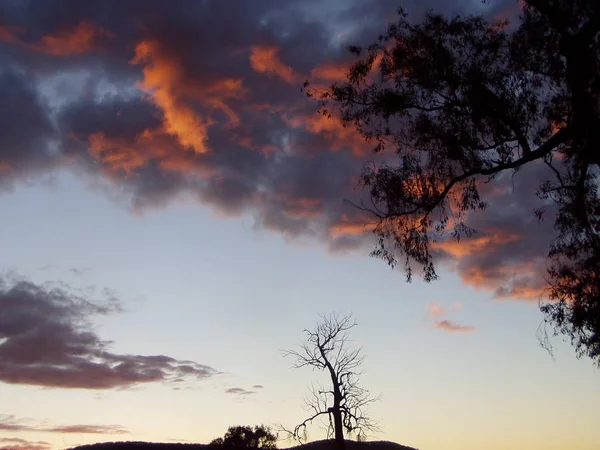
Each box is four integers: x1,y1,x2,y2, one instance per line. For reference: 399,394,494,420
307,0,600,363
209,425,277,450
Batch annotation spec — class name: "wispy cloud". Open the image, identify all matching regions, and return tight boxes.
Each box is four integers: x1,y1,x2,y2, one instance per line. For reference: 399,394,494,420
225,387,259,396
434,320,477,334
0,437,51,450
426,301,462,318
425,301,475,333
0,415,127,435
46,425,129,434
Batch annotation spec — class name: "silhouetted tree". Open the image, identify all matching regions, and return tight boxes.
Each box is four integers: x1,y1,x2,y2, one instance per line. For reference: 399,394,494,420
209,425,277,449
306,0,600,364
284,313,378,450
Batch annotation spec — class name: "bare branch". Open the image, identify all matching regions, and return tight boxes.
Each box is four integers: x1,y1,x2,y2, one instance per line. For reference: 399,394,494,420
284,313,379,448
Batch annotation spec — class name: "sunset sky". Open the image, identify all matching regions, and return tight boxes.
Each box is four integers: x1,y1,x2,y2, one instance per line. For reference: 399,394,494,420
1,1,599,450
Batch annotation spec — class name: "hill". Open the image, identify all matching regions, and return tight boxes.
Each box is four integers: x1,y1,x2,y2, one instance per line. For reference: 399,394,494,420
67,439,417,450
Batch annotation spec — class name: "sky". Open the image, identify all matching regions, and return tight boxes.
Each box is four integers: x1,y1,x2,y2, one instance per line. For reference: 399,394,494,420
0,1,599,450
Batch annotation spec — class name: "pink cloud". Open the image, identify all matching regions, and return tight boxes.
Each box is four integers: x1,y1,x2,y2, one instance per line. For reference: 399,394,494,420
426,302,447,318
426,301,463,318
426,301,475,333
435,320,476,333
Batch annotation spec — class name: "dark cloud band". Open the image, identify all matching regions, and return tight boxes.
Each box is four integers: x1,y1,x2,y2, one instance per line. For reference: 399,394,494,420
0,0,551,303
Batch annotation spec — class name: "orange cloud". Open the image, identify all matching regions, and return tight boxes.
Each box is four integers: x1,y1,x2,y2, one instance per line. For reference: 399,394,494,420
88,132,149,175
193,78,246,128
504,284,548,300
329,213,377,238
329,222,373,237
281,197,322,219
86,130,215,180
310,61,349,82
131,40,210,154
249,46,299,84
460,261,548,301
35,21,113,55
0,22,112,55
433,231,522,258
310,51,386,88
435,320,476,333
131,40,247,153
284,111,371,156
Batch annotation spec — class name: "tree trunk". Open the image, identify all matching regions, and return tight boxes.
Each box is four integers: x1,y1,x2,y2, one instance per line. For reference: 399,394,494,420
333,405,345,450
323,347,346,450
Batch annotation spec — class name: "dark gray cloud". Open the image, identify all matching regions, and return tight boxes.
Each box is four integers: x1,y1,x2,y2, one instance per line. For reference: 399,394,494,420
0,276,219,389
59,96,162,141
0,0,557,302
0,68,57,189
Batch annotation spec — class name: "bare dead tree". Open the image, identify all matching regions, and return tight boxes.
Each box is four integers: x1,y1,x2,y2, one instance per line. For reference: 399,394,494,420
283,313,379,450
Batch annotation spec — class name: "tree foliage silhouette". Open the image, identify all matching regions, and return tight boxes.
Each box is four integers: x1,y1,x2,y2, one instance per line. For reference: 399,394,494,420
284,313,378,450
209,425,277,449
306,0,600,364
